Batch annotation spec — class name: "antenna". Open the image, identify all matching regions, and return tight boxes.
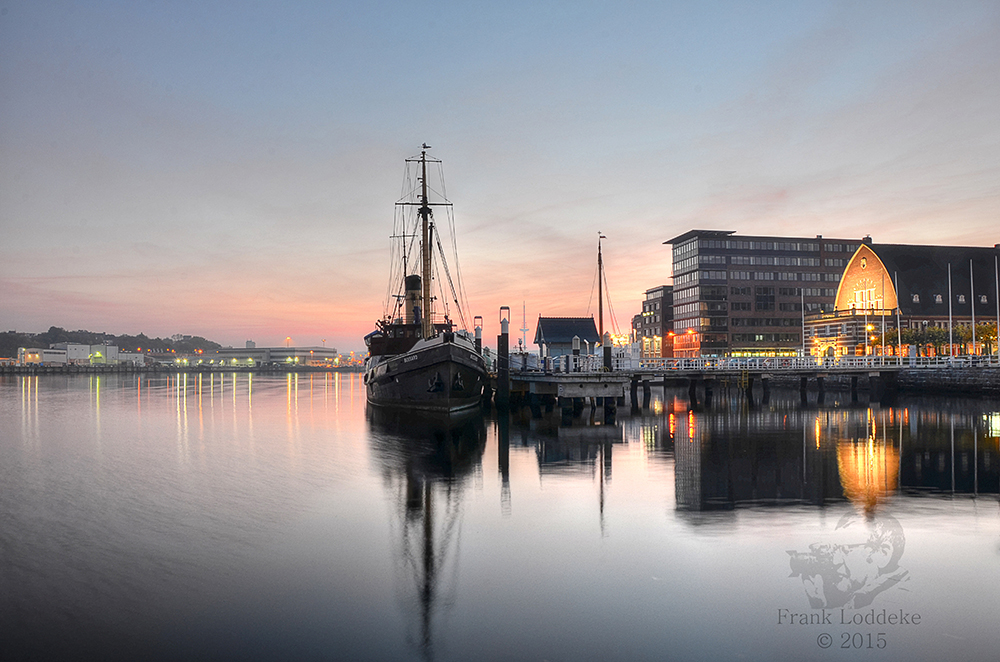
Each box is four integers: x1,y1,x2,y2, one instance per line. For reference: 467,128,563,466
519,301,530,349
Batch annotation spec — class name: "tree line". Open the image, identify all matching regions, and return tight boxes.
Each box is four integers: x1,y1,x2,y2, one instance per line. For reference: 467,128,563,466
871,322,999,356
0,327,223,359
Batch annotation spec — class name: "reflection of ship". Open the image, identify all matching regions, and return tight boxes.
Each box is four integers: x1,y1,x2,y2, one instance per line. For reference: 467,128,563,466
364,146,487,413
367,408,486,660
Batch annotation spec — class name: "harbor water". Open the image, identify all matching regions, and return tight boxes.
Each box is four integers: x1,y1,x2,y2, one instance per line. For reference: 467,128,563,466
2,372,999,661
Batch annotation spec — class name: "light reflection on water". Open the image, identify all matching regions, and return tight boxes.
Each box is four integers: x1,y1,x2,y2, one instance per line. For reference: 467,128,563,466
1,374,999,661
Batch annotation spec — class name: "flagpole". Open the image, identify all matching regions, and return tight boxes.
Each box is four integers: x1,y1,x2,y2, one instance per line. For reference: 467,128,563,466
801,287,805,357
948,263,953,359
895,271,902,366
881,270,886,358
970,258,976,355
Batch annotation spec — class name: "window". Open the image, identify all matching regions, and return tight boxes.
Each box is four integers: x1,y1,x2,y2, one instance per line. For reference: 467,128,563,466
912,294,920,303
981,295,988,304
934,294,943,304
958,295,966,304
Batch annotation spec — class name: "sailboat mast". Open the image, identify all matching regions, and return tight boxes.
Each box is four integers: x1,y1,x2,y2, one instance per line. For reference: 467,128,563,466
598,233,604,342
420,146,432,339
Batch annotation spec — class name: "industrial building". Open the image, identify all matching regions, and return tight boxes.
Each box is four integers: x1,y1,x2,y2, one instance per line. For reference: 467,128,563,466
212,343,340,367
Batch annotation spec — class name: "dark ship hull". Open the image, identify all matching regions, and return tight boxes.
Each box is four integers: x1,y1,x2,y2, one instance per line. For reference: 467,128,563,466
365,332,487,413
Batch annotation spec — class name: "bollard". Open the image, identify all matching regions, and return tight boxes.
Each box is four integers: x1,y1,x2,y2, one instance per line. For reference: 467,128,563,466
496,307,510,409
474,315,483,355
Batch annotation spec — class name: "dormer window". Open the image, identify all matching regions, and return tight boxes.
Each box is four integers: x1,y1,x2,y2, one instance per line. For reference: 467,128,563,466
981,295,988,304
934,294,943,304
958,294,966,304
912,294,920,303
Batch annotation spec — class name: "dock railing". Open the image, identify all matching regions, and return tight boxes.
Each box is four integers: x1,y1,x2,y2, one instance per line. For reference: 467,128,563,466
614,355,1000,372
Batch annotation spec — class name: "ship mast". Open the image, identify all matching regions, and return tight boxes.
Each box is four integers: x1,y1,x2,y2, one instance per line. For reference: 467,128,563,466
598,232,606,343
420,145,433,339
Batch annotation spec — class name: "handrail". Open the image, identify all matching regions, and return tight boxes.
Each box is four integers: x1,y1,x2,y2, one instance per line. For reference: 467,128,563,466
510,354,1000,375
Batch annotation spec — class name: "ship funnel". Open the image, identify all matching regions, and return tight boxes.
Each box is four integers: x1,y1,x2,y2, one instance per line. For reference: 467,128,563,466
404,275,422,324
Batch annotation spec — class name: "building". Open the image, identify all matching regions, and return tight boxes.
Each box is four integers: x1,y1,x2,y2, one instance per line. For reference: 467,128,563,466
665,230,861,357
212,345,340,367
533,317,600,358
638,285,674,357
17,343,140,366
806,240,1000,356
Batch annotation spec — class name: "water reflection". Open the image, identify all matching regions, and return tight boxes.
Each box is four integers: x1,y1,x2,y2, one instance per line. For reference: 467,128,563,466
368,408,487,661
665,388,1000,515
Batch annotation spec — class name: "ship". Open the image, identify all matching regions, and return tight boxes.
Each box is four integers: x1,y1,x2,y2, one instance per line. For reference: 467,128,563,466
364,145,488,412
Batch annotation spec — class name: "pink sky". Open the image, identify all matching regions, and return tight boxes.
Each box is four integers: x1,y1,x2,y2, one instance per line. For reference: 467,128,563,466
2,2,997,353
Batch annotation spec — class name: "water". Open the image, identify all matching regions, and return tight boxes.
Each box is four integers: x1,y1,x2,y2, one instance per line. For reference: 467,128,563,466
2,373,999,661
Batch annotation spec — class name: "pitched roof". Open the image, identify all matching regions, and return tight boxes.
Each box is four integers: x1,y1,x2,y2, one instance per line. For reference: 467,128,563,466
534,317,600,345
871,243,1000,317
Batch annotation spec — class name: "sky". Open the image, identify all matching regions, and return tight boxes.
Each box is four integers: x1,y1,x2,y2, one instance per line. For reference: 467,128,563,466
1,1,998,353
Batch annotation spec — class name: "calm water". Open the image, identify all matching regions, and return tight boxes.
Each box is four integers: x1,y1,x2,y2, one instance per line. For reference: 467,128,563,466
2,372,999,661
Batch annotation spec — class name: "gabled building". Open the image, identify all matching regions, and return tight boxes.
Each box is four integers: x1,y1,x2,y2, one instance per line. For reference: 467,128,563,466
534,317,600,358
806,240,1000,356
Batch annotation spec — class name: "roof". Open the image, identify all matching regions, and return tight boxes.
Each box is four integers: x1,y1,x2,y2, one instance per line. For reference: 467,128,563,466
663,229,735,245
534,317,600,345
871,243,1000,317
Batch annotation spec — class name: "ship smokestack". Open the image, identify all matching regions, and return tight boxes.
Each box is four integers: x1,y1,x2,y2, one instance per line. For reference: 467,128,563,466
404,275,422,324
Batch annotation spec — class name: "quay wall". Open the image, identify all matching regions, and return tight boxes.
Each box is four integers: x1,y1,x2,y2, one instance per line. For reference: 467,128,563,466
756,369,1000,395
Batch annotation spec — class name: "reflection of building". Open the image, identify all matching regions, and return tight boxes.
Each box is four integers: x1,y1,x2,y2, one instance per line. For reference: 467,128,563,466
805,239,1000,356
533,317,600,358
666,230,859,357
638,285,673,358
674,407,844,511
673,398,1000,514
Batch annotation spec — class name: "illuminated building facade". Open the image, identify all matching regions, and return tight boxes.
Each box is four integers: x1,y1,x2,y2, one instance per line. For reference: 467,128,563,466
665,230,859,357
638,285,673,357
213,346,340,367
806,239,1000,356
